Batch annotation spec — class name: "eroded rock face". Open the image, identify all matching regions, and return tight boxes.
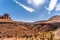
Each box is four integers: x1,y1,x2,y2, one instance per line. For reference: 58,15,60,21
0,14,12,22
0,14,60,40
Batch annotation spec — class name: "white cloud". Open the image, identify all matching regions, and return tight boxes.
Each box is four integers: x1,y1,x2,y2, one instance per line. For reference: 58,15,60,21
56,3,60,11
13,0,35,13
49,0,57,10
27,0,46,7
45,0,57,14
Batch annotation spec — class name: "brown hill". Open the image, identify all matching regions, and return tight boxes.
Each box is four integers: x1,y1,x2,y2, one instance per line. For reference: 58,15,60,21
0,14,60,38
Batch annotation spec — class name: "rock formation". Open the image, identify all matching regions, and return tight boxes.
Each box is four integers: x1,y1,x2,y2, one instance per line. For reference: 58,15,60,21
0,14,60,40
0,14,12,22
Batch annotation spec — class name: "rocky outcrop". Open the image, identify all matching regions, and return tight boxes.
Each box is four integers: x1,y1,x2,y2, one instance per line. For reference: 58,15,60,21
0,14,12,22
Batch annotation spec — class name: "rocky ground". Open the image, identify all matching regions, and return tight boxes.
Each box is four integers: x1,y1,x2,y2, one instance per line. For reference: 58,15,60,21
0,15,60,40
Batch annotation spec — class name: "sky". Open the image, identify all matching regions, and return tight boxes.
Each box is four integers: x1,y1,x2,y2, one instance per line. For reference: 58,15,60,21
0,0,60,22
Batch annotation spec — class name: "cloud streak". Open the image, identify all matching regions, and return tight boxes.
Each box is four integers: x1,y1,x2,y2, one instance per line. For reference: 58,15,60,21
56,3,60,11
45,0,57,14
13,0,35,13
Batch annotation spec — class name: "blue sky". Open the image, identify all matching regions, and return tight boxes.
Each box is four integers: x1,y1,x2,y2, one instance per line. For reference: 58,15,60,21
0,0,60,22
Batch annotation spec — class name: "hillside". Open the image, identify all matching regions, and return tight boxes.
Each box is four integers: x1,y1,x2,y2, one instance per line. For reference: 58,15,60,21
0,14,60,40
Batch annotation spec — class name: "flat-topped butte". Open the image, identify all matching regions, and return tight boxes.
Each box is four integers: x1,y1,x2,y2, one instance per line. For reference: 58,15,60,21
0,14,12,22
